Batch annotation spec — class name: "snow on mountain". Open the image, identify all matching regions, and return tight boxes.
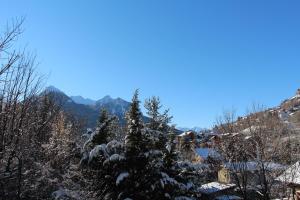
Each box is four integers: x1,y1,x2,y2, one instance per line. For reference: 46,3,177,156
95,96,131,122
177,127,208,133
45,85,64,94
43,86,133,127
70,96,96,105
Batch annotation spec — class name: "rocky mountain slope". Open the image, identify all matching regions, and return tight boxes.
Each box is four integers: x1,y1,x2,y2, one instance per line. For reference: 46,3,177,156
70,95,96,105
44,86,140,128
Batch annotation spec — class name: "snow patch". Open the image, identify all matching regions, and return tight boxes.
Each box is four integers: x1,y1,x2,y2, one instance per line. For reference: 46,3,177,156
198,182,236,194
109,154,125,162
116,172,129,186
88,144,108,162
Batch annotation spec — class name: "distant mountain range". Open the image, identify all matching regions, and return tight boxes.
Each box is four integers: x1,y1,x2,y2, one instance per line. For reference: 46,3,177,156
44,86,146,128
43,86,207,133
176,127,208,133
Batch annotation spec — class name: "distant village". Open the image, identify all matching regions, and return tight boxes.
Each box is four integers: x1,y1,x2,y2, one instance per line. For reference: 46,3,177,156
176,125,300,200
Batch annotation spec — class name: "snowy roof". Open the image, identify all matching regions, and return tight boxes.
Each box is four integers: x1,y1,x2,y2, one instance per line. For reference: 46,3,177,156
215,195,243,200
223,161,285,172
195,148,220,159
116,172,129,186
198,182,236,194
178,131,194,137
276,161,300,185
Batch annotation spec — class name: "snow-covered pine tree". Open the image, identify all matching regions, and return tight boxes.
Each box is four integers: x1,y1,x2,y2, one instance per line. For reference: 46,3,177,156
82,108,118,154
79,108,124,199
125,90,145,158
93,108,116,145
122,90,150,198
145,96,162,130
144,96,173,151
163,127,178,175
144,96,172,132
115,90,173,199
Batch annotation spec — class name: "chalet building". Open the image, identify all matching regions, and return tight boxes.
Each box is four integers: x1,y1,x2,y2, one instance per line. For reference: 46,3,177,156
218,162,285,185
175,131,196,160
218,162,259,184
277,161,300,200
176,131,196,148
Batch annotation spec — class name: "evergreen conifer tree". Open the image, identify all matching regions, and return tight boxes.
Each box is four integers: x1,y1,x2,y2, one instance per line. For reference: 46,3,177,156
125,90,144,158
144,96,173,150
122,90,165,199
163,128,178,174
144,96,172,132
87,108,117,148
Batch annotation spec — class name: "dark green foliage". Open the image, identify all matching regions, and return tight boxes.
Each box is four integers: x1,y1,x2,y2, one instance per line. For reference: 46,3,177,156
125,90,144,158
163,130,178,173
144,96,173,132
98,108,109,125
145,96,162,130
91,108,117,145
144,96,173,150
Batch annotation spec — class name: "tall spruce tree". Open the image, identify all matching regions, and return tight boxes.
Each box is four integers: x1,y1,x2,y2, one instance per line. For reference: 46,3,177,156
125,90,144,158
145,96,172,132
122,90,163,199
145,96,161,130
145,96,173,150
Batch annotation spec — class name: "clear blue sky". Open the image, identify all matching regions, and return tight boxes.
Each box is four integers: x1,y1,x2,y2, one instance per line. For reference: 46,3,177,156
1,0,300,128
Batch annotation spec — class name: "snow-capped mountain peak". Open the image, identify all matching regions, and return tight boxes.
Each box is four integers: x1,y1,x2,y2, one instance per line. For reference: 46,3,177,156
45,85,64,94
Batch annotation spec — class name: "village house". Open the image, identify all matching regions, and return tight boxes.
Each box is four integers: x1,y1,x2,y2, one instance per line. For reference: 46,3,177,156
176,131,197,148
277,161,300,200
218,162,258,184
218,162,285,185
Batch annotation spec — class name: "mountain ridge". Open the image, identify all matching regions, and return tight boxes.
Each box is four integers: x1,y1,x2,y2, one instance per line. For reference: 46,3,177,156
43,86,145,128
